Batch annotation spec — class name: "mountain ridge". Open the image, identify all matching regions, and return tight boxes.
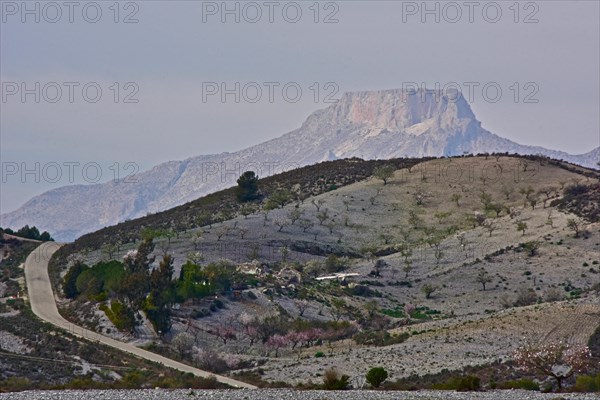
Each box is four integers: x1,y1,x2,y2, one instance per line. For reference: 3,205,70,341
2,88,598,241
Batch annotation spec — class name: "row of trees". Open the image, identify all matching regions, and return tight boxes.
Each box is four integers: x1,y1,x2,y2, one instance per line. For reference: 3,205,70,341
0,225,53,241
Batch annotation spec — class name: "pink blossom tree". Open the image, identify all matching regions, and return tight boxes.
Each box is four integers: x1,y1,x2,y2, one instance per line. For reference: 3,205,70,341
513,342,592,390
212,325,237,345
266,334,289,357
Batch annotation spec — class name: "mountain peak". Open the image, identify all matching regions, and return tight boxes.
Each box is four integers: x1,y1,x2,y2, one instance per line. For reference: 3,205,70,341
3,87,596,242
324,88,476,132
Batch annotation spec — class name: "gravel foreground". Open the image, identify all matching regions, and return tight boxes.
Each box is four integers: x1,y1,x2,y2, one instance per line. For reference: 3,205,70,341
1,390,598,400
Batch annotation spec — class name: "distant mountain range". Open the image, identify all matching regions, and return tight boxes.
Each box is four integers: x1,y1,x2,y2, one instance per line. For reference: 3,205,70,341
2,89,598,241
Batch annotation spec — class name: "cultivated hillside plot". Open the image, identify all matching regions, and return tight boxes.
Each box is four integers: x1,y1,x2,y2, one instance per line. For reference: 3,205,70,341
52,155,600,390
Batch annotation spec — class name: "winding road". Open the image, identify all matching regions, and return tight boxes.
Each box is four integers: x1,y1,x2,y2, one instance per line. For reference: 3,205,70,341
24,242,256,389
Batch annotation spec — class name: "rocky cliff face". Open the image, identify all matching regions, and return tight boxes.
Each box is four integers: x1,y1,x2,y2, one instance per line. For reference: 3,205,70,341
2,89,597,241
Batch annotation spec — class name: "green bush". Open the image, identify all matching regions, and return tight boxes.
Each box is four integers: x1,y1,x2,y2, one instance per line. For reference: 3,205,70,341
100,301,135,331
575,373,600,392
499,378,540,391
236,171,260,202
62,261,89,298
0,376,31,392
315,351,325,358
75,260,126,299
366,367,388,388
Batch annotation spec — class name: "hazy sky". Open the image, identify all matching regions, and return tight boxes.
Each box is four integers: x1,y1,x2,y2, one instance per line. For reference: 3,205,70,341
1,0,599,214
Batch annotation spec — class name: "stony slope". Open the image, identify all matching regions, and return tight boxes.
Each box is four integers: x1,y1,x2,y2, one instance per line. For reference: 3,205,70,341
59,156,600,388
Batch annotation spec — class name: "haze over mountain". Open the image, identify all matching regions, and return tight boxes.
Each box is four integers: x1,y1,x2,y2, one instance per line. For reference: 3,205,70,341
2,89,598,241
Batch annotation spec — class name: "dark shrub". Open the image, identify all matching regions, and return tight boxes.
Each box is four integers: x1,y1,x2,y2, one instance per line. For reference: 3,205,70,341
366,367,389,388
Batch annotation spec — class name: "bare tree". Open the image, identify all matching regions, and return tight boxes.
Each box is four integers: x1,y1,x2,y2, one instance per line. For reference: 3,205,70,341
215,226,229,241
330,298,347,322
538,186,557,208
212,325,237,345
567,218,583,238
483,221,497,237
261,209,271,227
171,332,195,358
288,208,304,225
520,185,535,207
273,217,289,232
295,299,309,317
528,196,539,210
421,283,438,299
186,251,204,264
191,231,203,250
476,269,493,290
311,198,325,212
324,219,336,234
317,209,330,225
298,219,314,233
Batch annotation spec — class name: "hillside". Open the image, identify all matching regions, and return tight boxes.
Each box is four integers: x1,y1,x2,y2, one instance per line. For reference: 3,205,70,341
0,234,226,392
3,89,598,241
48,154,600,391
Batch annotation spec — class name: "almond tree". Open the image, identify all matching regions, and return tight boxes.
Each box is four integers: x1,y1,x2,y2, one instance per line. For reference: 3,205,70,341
516,221,527,236
324,219,336,234
191,231,203,250
212,325,237,345
298,219,314,233
295,299,309,317
476,269,492,290
266,334,289,357
316,209,329,225
567,218,582,238
273,217,289,232
240,203,257,218
373,164,395,185
421,283,438,299
520,185,535,207
288,208,304,225
514,342,592,390
538,186,557,208
311,198,325,212
215,226,229,241
483,221,497,237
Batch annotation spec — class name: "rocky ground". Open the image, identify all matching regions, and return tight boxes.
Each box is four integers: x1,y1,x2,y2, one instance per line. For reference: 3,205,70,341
52,157,600,387
2,389,600,400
